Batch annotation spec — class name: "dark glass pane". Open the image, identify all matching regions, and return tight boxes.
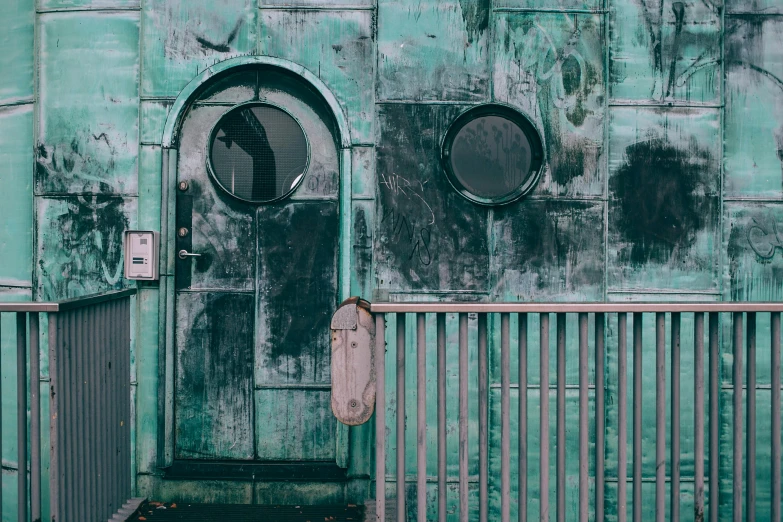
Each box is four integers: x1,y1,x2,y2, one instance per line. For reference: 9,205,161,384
210,104,308,202
449,115,533,199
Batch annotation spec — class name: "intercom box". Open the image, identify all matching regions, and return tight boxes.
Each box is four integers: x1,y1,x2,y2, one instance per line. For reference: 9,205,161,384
123,231,160,281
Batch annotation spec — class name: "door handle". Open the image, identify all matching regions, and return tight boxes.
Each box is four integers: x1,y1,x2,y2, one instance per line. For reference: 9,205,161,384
178,249,202,260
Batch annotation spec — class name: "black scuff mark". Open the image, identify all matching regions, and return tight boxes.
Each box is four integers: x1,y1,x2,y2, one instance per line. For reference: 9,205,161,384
665,2,686,99
195,18,243,53
458,0,489,45
610,138,712,265
258,203,339,381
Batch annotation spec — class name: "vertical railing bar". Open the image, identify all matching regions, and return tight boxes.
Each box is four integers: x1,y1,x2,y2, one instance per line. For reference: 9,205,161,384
417,313,427,522
595,313,606,522
656,312,665,522
99,304,109,520
578,313,588,522
122,299,132,502
671,312,681,522
772,312,781,522
0,313,2,521
459,312,469,522
67,310,76,522
397,312,406,522
30,312,41,522
479,313,488,522
618,313,628,522
107,303,116,517
76,306,86,522
519,313,528,522
114,302,121,512
500,313,511,522
747,312,756,522
556,313,565,522
709,312,719,522
437,313,446,522
633,312,642,522
17,312,29,522
88,304,97,519
694,312,705,522
733,312,743,522
48,313,60,521
540,313,550,522
375,313,386,522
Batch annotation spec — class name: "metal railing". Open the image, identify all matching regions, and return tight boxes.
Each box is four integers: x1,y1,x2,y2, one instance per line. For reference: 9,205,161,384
0,289,136,522
371,302,783,522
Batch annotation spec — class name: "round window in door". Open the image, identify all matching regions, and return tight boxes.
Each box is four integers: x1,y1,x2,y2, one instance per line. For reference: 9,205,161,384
208,103,310,204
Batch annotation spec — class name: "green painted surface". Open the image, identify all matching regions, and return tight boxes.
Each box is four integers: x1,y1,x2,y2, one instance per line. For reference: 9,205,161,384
610,0,721,104
0,0,783,518
259,9,375,144
378,0,490,101
0,0,33,105
493,12,605,197
141,0,257,98
0,106,34,287
37,11,140,196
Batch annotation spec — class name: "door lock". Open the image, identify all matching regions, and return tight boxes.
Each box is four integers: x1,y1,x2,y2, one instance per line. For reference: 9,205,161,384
178,249,202,260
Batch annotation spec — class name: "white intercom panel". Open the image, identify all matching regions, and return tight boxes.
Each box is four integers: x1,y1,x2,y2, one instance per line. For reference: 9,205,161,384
123,231,160,281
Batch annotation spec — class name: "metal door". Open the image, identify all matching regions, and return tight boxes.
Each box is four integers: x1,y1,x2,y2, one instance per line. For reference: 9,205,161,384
173,68,341,463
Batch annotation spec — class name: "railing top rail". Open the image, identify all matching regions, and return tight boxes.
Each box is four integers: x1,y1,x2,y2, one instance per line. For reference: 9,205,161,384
370,301,783,313
0,288,137,313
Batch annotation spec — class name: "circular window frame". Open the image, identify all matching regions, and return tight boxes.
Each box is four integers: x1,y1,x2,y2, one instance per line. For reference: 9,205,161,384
206,100,312,205
440,104,545,206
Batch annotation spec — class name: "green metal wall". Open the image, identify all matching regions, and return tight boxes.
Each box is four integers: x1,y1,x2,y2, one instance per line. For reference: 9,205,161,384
1,0,782,519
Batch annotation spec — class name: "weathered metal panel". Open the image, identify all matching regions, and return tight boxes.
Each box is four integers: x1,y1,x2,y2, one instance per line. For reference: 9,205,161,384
352,146,374,197
37,12,140,195
727,0,783,14
376,104,490,293
493,13,606,197
377,0,490,101
724,16,783,198
610,0,721,104
496,0,601,11
175,291,255,460
352,200,374,299
607,107,721,291
141,0,257,98
139,146,162,231
136,288,160,474
255,202,340,385
725,202,783,301
39,0,139,11
0,0,33,105
36,196,136,300
259,9,375,144
0,105,34,287
256,389,337,460
491,201,605,302
140,101,172,146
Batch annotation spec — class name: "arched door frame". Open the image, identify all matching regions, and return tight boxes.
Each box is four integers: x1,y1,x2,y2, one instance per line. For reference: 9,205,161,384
156,56,353,469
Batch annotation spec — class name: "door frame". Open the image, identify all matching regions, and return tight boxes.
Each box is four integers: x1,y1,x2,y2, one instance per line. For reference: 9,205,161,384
156,56,354,471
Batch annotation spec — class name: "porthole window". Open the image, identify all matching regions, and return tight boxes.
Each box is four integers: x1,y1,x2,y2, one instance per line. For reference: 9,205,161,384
441,105,544,205
208,102,310,203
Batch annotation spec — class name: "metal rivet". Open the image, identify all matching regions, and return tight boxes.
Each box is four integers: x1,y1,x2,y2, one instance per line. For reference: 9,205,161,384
351,341,357,348
178,181,189,191
350,400,358,408
178,227,189,238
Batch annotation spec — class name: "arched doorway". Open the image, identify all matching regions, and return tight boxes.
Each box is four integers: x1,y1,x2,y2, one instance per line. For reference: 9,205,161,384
159,57,351,476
